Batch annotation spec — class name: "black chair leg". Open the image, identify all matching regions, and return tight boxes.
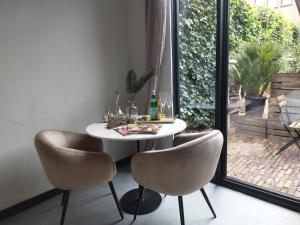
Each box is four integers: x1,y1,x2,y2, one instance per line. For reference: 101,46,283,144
277,137,300,155
178,196,185,225
133,185,145,221
200,188,216,218
61,191,67,206
60,190,70,225
108,181,124,220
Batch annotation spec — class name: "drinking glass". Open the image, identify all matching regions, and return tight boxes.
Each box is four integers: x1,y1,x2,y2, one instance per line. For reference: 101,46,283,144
159,91,167,116
166,92,173,118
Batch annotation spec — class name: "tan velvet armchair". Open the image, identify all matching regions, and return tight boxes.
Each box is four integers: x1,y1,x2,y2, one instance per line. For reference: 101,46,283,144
34,130,123,225
131,130,224,225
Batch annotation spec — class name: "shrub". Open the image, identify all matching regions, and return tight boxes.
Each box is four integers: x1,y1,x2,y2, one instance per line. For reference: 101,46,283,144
230,41,286,97
178,0,300,129
229,0,257,51
178,0,216,129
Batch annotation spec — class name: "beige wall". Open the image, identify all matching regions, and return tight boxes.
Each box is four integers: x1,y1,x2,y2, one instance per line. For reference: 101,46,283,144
0,0,137,211
0,0,174,211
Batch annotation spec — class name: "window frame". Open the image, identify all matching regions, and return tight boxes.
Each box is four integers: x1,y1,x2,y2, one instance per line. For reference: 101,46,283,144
268,0,279,8
281,0,293,7
172,0,300,213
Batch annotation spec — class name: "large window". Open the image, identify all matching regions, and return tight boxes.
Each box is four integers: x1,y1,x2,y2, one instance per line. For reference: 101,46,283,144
174,0,300,212
268,0,278,7
177,0,217,130
281,0,293,6
255,0,265,6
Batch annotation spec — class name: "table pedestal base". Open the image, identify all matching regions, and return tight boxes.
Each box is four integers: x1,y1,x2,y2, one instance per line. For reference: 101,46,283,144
120,188,162,215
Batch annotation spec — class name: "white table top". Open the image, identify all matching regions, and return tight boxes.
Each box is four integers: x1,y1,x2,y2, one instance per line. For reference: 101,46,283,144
85,119,187,141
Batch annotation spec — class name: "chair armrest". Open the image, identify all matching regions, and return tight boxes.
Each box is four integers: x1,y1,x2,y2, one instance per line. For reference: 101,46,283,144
41,147,115,190
174,131,212,146
131,147,210,196
131,148,184,195
132,130,223,196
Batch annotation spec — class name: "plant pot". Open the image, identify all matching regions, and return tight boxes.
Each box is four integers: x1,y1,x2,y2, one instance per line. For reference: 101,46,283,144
229,84,242,102
245,96,267,114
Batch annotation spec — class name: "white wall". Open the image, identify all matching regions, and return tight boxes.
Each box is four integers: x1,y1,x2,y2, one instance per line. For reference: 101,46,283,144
0,0,173,211
0,0,136,210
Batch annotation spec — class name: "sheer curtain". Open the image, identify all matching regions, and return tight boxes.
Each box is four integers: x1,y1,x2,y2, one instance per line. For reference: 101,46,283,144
143,0,168,113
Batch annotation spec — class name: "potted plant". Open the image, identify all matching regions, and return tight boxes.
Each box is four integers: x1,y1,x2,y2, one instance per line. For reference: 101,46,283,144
230,41,286,110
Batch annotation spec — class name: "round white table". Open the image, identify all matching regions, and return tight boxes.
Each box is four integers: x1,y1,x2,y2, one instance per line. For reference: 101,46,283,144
86,119,187,141
85,119,187,215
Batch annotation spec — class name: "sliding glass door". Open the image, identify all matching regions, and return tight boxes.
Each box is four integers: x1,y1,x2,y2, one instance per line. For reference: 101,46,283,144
173,0,300,212
226,0,300,205
174,0,217,131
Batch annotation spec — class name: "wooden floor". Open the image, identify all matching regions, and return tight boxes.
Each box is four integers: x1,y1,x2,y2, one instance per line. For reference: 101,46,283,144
228,133,300,198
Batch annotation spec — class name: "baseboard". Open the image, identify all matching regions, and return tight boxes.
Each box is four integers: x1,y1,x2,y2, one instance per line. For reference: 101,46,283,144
0,188,62,221
0,156,132,222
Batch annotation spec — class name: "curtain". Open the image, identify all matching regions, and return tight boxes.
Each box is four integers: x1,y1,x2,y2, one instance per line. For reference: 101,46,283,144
296,0,300,14
143,0,168,113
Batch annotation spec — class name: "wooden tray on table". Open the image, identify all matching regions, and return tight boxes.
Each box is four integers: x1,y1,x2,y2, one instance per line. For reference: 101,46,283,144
137,115,175,124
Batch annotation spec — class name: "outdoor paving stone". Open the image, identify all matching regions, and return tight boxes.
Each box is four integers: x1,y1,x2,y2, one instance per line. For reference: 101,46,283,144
228,132,300,199
257,181,264,186
283,164,289,170
288,187,297,195
266,178,273,184
283,180,293,188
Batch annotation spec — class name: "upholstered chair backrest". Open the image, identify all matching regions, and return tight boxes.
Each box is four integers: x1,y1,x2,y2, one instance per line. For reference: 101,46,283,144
34,130,115,190
131,130,224,196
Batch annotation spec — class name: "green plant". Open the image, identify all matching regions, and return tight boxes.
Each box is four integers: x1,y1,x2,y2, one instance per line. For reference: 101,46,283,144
281,44,300,73
230,41,286,97
179,0,300,129
229,0,257,51
178,0,217,129
292,24,300,44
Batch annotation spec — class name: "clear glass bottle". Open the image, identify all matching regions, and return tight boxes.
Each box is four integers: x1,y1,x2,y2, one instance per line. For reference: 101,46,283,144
126,101,138,120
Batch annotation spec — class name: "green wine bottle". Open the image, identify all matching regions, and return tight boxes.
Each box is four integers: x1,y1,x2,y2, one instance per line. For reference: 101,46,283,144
150,90,157,120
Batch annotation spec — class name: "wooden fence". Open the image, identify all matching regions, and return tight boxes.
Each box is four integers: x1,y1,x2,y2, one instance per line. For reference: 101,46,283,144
234,73,300,141
267,73,300,141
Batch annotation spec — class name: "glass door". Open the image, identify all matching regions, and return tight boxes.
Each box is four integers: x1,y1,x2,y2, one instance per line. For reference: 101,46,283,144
173,0,300,212
175,0,217,131
224,0,300,210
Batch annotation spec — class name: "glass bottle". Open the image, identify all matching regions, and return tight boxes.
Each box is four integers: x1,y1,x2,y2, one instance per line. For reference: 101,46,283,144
126,101,138,120
150,90,157,120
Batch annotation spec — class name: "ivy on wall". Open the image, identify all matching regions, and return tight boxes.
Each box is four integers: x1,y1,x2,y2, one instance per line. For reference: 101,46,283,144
178,0,216,129
178,0,300,129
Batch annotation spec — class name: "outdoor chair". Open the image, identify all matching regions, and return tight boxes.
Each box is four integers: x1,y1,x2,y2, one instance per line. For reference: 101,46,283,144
276,95,300,155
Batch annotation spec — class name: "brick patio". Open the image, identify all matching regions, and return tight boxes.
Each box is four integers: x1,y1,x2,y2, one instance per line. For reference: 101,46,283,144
227,133,300,198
